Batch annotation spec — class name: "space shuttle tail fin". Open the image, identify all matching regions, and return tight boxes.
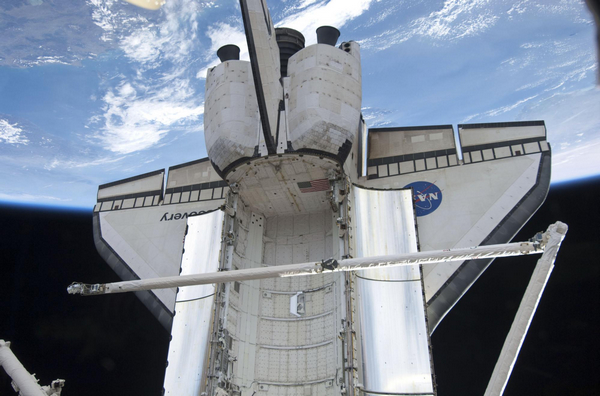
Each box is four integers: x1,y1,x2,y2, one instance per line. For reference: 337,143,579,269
240,0,282,154
93,158,227,330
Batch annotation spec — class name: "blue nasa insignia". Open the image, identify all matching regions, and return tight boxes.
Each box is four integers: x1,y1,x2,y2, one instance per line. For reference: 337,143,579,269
404,181,442,217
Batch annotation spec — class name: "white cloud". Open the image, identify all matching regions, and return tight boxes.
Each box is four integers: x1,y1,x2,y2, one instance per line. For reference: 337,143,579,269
359,0,499,50
552,137,600,183
534,0,590,21
88,0,205,66
92,79,204,154
411,0,495,40
86,0,207,154
462,94,539,122
30,56,71,66
87,0,151,42
197,0,375,78
506,0,529,17
115,0,208,68
0,192,72,203
358,2,403,29
0,120,29,145
205,22,248,59
281,0,323,16
120,27,164,65
197,22,249,79
277,0,375,44
491,35,596,121
451,12,498,39
361,106,393,127
488,94,538,115
44,155,127,171
459,86,600,184
520,42,543,49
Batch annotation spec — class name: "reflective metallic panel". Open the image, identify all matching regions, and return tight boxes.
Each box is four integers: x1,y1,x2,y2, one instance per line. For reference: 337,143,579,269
163,210,224,395
351,186,434,395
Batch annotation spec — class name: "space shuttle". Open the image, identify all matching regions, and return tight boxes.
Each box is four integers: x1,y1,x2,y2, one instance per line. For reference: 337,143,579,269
78,1,560,395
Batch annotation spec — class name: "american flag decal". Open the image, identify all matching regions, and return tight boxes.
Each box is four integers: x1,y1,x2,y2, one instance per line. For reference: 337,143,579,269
297,179,330,193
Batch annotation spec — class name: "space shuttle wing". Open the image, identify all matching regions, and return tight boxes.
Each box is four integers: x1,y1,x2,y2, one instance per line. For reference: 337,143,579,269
93,158,228,329
239,0,282,153
362,121,551,332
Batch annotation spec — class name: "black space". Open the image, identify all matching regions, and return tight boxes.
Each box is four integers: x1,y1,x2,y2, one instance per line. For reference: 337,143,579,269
1,178,599,396
0,206,169,395
432,177,600,395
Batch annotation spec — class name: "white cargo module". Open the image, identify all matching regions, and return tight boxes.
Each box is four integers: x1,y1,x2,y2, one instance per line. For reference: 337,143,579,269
84,1,553,395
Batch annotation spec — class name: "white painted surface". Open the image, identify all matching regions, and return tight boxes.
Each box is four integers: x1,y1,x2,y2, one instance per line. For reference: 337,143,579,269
228,155,336,216
459,124,545,147
364,152,543,303
166,160,222,188
204,60,259,172
0,340,47,396
494,146,512,158
99,200,224,311
246,0,282,143
287,43,361,157
524,142,541,153
226,207,265,392
369,126,455,159
98,171,163,200
421,155,542,301
224,203,341,395
256,210,340,395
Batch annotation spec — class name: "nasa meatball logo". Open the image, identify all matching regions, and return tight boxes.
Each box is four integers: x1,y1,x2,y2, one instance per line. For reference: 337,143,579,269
404,181,442,217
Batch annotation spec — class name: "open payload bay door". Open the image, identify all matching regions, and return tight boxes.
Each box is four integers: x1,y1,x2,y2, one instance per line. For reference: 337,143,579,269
363,121,551,332
349,185,435,396
93,158,228,330
163,209,224,395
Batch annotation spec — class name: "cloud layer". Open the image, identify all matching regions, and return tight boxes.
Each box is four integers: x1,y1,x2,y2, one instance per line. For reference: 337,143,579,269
276,0,375,44
87,0,207,154
0,119,29,145
0,0,598,209
358,0,500,50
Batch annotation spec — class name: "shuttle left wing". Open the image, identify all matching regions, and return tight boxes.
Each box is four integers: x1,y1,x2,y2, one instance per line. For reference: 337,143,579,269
92,158,227,329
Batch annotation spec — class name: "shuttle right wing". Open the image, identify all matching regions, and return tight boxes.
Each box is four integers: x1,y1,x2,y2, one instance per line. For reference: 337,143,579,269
362,121,551,332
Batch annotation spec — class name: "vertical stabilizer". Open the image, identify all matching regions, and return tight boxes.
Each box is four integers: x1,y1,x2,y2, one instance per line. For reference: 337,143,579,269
239,0,282,154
